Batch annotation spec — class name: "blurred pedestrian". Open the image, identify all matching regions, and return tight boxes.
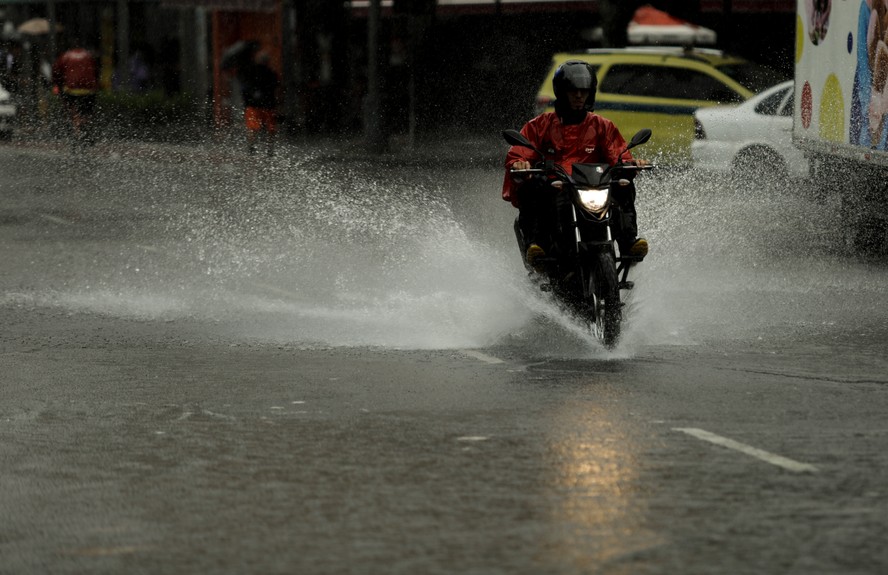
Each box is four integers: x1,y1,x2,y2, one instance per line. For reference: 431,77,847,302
51,38,99,147
1,41,21,93
239,50,279,156
128,48,151,93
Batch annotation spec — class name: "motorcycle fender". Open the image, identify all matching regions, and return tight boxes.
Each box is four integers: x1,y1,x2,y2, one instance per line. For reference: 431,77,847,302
576,208,613,224
577,240,613,257
577,242,617,299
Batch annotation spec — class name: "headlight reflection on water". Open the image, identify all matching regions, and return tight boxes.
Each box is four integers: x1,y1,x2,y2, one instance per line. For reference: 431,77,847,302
541,401,666,570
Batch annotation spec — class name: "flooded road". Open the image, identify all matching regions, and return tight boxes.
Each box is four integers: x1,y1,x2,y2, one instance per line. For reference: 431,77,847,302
2,140,887,574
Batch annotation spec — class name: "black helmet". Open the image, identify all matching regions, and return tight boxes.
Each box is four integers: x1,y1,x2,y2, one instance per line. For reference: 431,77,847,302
552,60,598,112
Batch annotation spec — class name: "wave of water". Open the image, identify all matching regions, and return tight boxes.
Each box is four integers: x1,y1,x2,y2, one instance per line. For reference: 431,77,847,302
7,147,888,355
25,153,543,350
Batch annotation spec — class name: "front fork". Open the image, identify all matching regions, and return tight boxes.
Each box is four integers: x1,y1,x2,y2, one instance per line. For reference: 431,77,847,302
575,204,638,291
616,259,634,290
573,205,617,300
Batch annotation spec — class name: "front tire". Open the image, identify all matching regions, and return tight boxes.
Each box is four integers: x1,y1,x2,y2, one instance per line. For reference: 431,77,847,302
732,146,787,188
589,252,621,349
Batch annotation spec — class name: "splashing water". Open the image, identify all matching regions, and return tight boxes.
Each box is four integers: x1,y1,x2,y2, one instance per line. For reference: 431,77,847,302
26,150,543,349
7,144,887,355
619,166,888,351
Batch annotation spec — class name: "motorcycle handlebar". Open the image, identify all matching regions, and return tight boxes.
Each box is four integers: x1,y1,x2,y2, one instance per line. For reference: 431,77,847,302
614,164,655,171
510,165,655,174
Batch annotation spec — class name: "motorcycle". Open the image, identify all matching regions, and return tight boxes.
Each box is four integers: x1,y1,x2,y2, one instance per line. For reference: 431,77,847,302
503,127,653,348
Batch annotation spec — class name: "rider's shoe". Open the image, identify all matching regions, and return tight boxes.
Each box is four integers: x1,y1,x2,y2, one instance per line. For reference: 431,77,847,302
629,238,648,259
526,243,546,273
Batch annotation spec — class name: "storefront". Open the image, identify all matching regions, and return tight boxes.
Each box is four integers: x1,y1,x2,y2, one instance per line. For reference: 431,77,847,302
161,0,283,129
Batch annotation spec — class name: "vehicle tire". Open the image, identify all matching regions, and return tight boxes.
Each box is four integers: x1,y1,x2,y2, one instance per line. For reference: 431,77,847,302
841,194,887,255
839,167,888,256
589,252,621,349
732,146,787,188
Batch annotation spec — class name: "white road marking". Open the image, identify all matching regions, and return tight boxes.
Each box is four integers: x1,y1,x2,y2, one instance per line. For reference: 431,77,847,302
202,409,236,420
460,350,504,364
456,436,489,442
674,427,817,473
38,213,73,225
248,281,301,299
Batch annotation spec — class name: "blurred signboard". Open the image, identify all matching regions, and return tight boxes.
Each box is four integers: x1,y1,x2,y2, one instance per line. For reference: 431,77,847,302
700,0,794,11
349,0,596,12
160,0,278,12
348,0,795,14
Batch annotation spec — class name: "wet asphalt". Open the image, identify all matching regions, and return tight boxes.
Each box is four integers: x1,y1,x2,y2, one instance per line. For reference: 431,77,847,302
2,137,888,574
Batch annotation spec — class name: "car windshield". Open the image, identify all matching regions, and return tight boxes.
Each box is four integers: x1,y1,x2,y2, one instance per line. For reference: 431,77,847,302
717,62,788,93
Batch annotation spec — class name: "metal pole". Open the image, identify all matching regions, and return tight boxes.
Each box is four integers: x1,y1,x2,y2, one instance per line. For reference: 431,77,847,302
365,0,384,150
117,0,130,91
47,1,56,60
281,0,298,135
194,8,209,123
722,0,732,51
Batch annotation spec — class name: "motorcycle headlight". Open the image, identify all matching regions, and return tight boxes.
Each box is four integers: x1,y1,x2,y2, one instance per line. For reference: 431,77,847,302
576,187,610,215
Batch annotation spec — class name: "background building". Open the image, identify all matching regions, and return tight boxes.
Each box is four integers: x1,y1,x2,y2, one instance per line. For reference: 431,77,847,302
0,0,796,143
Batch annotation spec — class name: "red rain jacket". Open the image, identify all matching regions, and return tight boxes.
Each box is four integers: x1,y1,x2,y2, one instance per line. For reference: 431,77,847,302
502,111,632,207
52,48,99,94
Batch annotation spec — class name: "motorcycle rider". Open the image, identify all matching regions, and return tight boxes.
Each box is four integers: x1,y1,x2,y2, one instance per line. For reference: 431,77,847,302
503,60,649,270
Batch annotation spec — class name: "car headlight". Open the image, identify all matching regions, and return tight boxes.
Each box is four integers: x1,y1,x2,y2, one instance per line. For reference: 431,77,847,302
576,187,610,215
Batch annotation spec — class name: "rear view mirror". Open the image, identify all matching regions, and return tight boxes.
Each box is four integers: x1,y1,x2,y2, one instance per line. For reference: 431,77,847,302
502,129,543,157
628,128,652,149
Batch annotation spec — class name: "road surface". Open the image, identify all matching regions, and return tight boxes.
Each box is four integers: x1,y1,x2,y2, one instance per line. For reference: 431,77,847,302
2,140,887,574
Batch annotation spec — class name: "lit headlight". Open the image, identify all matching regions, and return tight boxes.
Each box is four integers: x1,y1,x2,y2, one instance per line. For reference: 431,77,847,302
576,187,610,215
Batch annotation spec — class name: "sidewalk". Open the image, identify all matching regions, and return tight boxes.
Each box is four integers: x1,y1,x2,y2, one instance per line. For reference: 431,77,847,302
1,127,506,168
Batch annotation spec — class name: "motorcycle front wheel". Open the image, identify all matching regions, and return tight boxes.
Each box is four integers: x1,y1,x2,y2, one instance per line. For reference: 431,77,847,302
588,252,622,349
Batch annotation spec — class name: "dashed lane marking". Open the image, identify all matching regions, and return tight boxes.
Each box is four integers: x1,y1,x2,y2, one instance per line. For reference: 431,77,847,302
38,213,73,225
674,427,817,473
248,281,301,300
460,350,505,364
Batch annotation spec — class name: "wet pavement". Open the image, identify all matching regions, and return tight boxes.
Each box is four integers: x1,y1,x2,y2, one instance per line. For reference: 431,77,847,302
2,136,888,574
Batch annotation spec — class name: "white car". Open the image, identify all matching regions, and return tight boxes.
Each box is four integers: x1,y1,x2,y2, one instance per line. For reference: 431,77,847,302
691,80,809,180
0,81,15,139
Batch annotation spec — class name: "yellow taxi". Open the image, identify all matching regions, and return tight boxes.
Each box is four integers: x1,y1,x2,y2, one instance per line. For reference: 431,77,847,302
535,47,783,163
